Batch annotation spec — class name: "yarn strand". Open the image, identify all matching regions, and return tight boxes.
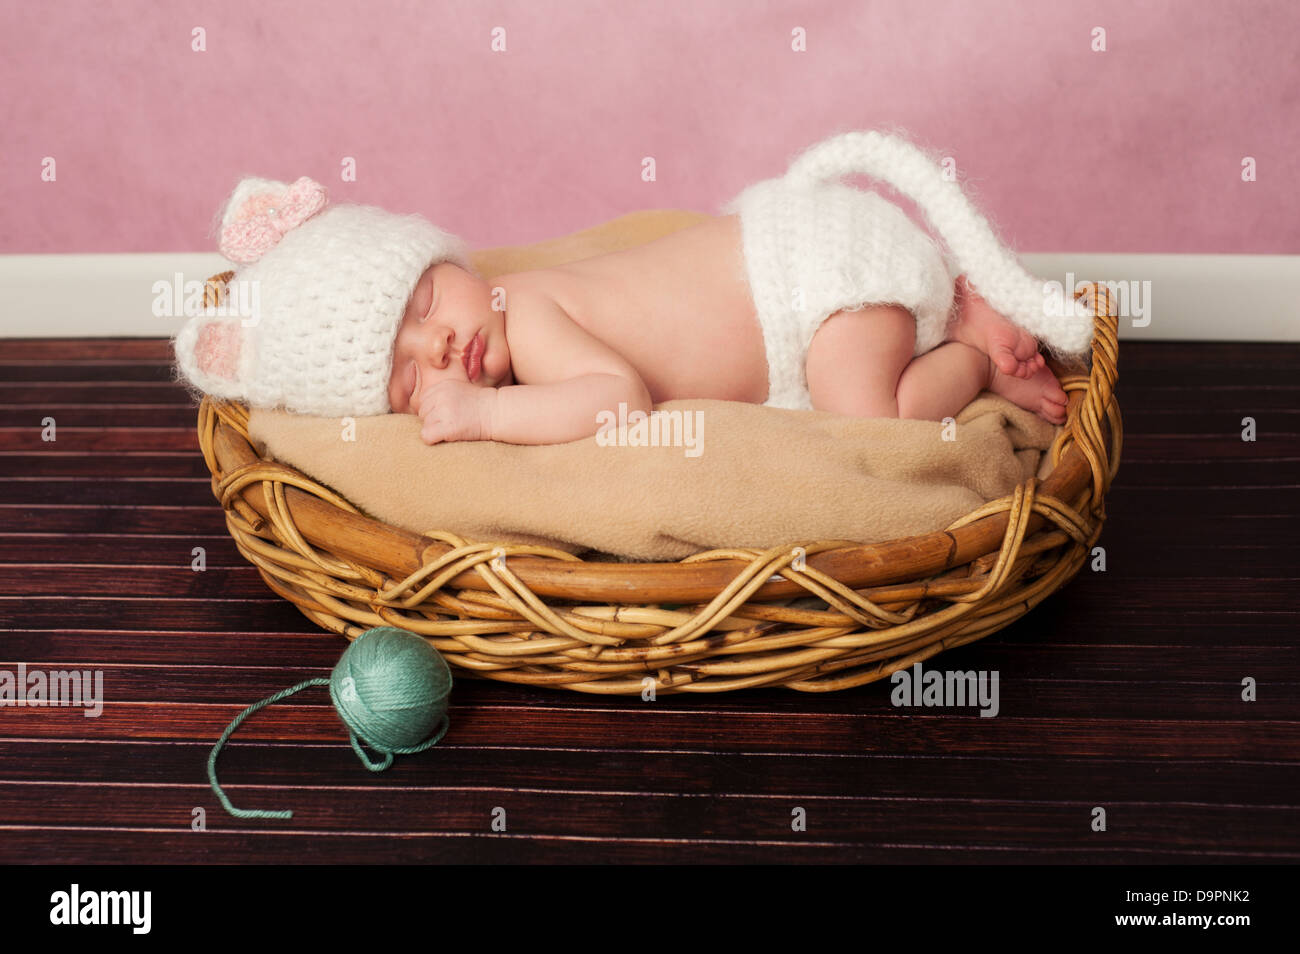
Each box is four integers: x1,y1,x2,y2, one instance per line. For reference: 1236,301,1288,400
207,677,329,820
347,714,450,772
206,627,454,821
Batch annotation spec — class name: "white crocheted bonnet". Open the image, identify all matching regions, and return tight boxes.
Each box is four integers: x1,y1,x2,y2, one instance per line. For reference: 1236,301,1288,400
171,176,474,417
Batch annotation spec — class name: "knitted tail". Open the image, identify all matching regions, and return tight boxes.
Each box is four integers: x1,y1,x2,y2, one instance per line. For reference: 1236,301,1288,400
783,130,1094,359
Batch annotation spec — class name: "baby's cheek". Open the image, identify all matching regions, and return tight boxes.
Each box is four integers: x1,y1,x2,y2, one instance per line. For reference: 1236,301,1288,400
389,358,409,409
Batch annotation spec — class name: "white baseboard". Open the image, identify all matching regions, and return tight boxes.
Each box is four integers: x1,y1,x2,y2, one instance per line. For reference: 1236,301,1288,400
0,251,1297,342
1,253,233,339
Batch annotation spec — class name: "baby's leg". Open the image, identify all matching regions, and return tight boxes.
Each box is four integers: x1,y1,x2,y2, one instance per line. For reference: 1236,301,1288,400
806,304,1069,424
806,304,915,418
895,342,989,421
899,341,1069,425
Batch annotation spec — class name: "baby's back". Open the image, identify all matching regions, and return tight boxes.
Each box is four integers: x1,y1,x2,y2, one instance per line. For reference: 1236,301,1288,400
508,214,770,405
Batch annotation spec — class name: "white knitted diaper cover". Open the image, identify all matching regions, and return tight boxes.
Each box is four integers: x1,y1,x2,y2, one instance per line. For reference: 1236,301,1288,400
722,175,955,411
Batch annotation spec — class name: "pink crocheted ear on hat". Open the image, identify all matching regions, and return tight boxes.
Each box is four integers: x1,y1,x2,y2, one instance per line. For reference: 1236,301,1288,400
172,309,249,405
217,176,328,263
194,318,242,381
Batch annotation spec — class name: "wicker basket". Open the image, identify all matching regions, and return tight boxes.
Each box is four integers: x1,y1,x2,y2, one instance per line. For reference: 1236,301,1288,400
195,269,1120,695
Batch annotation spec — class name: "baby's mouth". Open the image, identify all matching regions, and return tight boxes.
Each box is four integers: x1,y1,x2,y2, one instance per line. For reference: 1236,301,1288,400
462,332,484,382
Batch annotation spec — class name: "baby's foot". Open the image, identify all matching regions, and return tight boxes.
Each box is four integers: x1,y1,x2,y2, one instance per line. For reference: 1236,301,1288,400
984,353,1069,426
948,274,1045,380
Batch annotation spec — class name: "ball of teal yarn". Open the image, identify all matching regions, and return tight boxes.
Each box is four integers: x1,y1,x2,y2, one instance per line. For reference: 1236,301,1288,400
208,625,453,819
328,626,453,768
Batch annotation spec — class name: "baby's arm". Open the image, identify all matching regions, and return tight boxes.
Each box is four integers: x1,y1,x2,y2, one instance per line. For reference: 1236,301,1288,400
481,291,653,445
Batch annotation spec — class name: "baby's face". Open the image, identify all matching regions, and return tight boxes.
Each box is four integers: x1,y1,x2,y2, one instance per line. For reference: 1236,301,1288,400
387,262,513,414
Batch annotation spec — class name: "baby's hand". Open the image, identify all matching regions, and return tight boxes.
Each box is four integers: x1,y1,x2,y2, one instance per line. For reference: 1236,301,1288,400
415,379,492,445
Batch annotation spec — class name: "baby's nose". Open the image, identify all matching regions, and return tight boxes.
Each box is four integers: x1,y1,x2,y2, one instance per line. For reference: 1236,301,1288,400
432,327,455,365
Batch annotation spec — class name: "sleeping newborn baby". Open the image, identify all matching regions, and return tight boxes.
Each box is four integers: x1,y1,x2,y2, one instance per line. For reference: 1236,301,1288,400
388,222,1068,446
173,130,1092,444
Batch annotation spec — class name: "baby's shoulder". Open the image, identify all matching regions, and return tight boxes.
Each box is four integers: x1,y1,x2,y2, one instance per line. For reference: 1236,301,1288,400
497,280,575,351
499,281,636,385
497,274,571,329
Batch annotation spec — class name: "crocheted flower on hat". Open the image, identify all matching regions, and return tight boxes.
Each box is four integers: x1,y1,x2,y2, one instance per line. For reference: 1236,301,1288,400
219,176,328,263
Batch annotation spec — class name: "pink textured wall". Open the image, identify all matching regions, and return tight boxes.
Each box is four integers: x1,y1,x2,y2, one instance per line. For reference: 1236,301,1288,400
2,0,1296,254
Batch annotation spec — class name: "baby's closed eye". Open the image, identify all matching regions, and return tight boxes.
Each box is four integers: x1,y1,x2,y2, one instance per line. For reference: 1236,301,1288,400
409,359,425,410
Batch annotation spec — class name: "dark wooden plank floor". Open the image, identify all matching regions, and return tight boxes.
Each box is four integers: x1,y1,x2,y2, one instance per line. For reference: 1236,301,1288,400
0,337,1296,864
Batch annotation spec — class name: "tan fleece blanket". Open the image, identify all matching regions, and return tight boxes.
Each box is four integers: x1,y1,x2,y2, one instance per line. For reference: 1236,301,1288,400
244,209,1063,562
249,395,1059,562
